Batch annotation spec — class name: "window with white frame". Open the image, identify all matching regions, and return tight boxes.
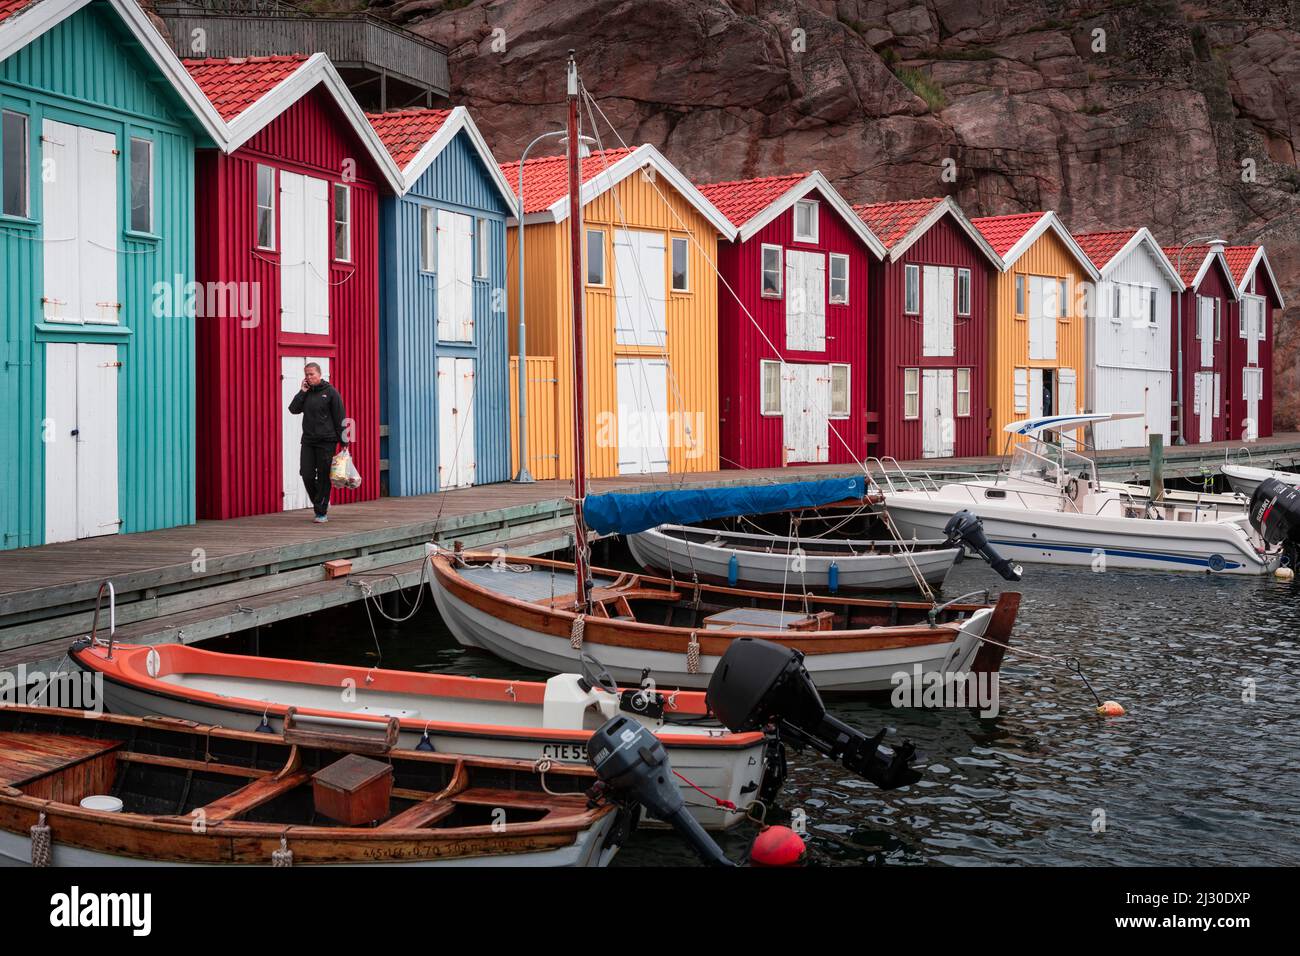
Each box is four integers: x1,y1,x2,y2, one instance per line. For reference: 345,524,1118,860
420,206,436,272
957,268,971,316
1,110,28,218
956,367,971,416
129,137,153,233
761,244,782,296
829,254,849,304
829,364,850,417
1013,367,1028,413
904,264,920,314
255,164,275,249
671,236,689,291
760,360,782,415
903,368,919,419
1015,274,1025,315
1058,278,1068,318
1111,283,1124,323
475,217,489,277
793,199,818,242
332,183,351,261
1214,297,1221,340
586,229,605,285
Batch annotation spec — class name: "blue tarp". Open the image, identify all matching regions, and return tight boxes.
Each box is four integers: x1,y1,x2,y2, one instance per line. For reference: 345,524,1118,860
583,476,866,536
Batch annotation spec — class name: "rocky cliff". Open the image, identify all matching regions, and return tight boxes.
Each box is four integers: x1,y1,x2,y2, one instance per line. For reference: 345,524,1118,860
368,0,1298,428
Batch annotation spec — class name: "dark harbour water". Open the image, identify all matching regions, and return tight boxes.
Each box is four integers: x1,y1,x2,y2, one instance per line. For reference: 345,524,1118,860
210,554,1300,867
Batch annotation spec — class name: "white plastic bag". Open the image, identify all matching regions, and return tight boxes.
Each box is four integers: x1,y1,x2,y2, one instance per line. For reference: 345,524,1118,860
330,449,362,489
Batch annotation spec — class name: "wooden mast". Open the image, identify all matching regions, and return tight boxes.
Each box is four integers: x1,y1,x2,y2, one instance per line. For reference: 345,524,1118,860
566,51,591,610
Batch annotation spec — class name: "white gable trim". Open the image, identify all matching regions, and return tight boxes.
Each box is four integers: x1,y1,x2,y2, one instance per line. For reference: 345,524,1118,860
0,0,226,143
214,53,402,193
538,144,737,240
1234,246,1285,308
1096,227,1184,290
996,211,1101,280
736,172,885,259
887,197,1003,268
1182,247,1241,301
388,106,517,207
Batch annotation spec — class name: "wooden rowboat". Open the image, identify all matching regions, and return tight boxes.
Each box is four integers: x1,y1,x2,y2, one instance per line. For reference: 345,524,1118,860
0,705,626,867
628,523,960,592
427,551,1020,693
70,640,773,831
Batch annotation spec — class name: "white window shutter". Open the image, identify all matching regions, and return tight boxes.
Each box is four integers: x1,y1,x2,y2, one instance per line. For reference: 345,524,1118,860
455,212,474,341
279,172,305,334
80,128,118,324
1014,367,1028,413
304,176,330,335
41,120,82,323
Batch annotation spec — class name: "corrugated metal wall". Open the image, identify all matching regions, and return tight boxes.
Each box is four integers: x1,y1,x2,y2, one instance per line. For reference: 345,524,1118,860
508,356,558,479
1227,265,1276,440
1,3,197,549
381,130,512,496
869,214,992,460
1171,258,1233,444
194,87,383,518
507,170,722,480
987,228,1091,453
1088,244,1174,450
716,187,871,469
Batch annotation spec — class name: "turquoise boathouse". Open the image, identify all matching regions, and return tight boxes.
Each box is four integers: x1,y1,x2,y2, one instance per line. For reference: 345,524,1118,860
0,0,222,549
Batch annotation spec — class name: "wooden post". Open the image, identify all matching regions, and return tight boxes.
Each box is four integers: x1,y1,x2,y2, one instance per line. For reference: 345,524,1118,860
1149,434,1165,503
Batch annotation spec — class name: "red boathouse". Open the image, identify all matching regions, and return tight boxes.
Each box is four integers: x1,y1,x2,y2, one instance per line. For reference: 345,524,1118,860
853,197,1003,460
185,54,402,518
1224,245,1282,442
1163,242,1240,445
697,172,886,468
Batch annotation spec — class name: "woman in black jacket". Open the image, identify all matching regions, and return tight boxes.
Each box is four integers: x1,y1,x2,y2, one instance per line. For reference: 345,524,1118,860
288,362,347,522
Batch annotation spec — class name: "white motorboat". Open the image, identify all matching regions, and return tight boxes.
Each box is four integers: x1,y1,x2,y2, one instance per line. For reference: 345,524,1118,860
627,523,960,593
1221,463,1300,499
880,413,1280,575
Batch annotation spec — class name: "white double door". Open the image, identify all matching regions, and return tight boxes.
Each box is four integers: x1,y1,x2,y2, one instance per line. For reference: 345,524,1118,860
921,369,954,459
279,171,330,335
616,358,669,475
614,229,667,346
45,343,119,542
1194,370,1217,443
437,210,474,342
1241,367,1262,442
785,251,826,351
781,363,829,463
1028,276,1059,360
1026,367,1076,419
437,355,477,489
922,266,954,356
281,355,330,511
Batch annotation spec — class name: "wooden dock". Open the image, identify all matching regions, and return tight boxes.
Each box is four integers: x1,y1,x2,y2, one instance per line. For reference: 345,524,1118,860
2,433,1296,673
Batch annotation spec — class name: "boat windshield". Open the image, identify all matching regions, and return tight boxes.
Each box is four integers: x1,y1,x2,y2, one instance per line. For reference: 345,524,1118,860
1006,438,1097,489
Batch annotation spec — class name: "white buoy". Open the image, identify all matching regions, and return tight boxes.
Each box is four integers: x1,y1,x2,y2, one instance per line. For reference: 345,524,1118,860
1275,566,1295,581
79,795,123,813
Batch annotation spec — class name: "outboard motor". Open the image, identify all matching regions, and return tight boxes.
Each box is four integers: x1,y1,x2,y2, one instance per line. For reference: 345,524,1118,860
1249,478,1300,570
587,716,734,867
706,638,921,790
944,510,1023,581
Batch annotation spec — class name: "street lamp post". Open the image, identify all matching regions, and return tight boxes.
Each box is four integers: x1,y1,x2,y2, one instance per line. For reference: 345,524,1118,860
512,127,596,482
1174,236,1226,445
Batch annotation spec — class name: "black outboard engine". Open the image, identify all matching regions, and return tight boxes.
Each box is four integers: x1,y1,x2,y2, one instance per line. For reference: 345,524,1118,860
944,509,1023,581
706,638,921,790
587,716,734,867
1249,478,1300,570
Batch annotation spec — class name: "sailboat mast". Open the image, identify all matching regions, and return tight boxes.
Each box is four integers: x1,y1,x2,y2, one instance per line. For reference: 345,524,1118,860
566,51,591,610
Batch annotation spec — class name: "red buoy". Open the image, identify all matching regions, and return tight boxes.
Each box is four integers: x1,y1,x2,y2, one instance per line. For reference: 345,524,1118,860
749,826,806,866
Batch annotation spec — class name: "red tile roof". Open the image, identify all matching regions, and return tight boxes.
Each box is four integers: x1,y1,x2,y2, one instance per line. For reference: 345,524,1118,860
499,146,639,215
367,109,454,169
1224,245,1260,286
695,174,809,228
1161,245,1216,287
1072,230,1138,272
0,0,37,25
852,197,945,250
183,55,311,122
970,212,1048,259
